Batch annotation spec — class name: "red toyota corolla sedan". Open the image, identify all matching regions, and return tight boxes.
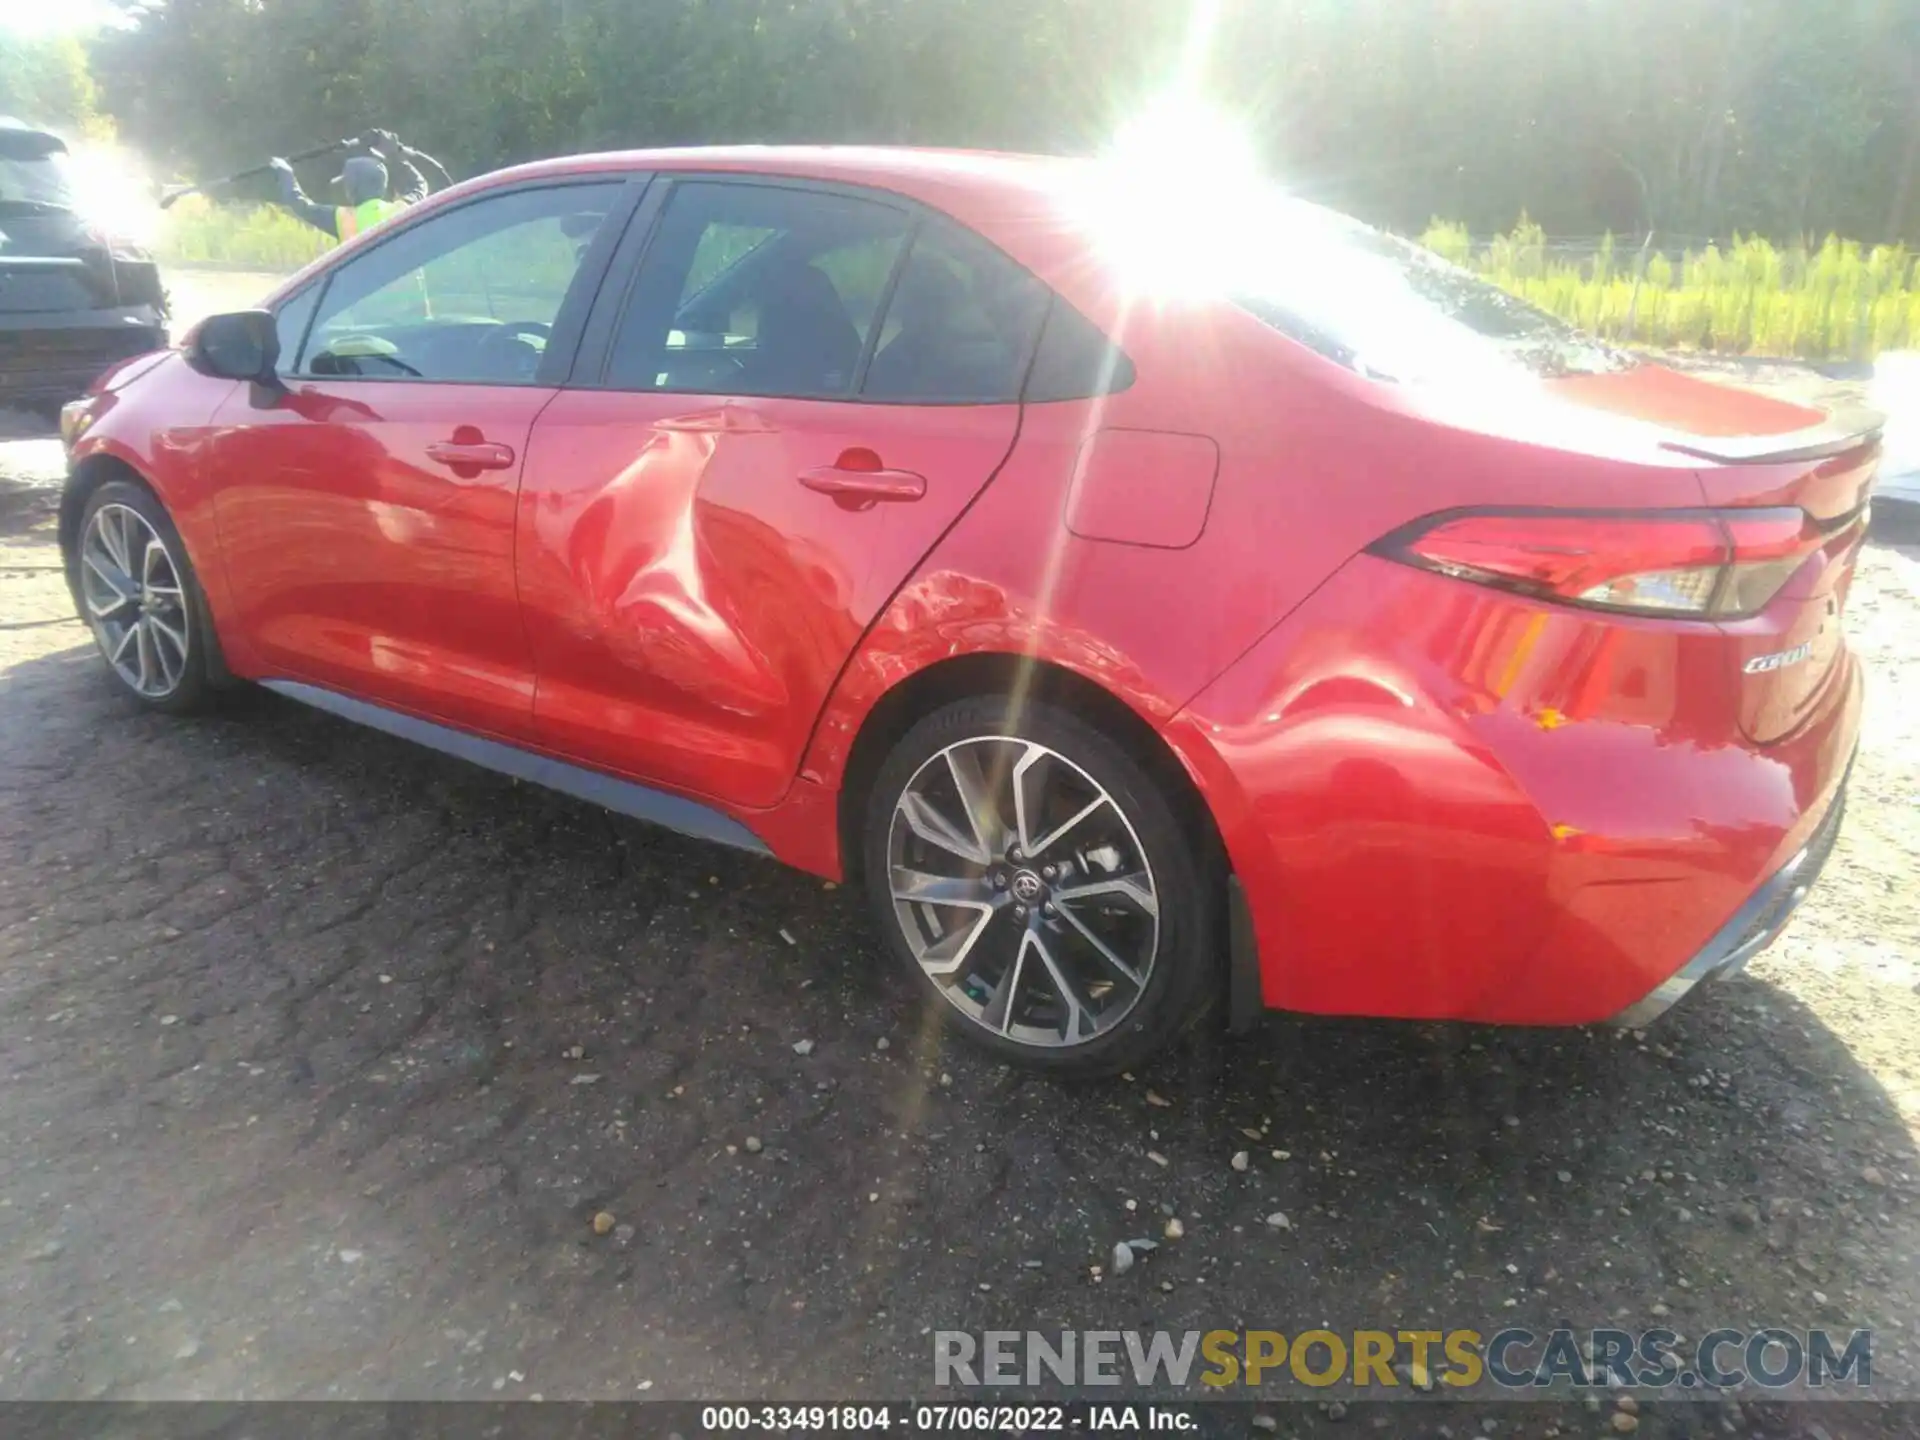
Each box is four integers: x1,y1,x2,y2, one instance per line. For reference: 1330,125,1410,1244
58,147,1871,1073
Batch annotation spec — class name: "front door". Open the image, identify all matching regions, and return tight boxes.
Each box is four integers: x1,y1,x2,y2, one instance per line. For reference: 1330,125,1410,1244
517,180,1049,807
208,179,627,739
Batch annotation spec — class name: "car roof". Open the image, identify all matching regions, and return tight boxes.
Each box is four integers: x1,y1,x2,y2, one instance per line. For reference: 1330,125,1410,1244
482,145,1095,214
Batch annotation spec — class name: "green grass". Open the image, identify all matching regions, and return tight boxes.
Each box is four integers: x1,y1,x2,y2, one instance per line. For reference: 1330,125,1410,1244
1426,217,1920,361
154,198,330,270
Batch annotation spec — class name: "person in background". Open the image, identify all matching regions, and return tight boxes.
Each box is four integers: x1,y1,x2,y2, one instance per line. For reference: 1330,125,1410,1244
269,130,429,243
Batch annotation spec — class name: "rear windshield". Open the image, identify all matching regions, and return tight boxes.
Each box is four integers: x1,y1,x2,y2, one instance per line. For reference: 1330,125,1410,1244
1233,199,1632,381
0,141,75,213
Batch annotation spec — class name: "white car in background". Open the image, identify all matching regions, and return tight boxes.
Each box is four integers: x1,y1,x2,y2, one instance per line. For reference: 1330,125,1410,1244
1873,351,1920,506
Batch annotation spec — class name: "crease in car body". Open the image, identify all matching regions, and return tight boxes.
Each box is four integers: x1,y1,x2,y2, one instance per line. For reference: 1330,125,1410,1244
60,144,1871,1074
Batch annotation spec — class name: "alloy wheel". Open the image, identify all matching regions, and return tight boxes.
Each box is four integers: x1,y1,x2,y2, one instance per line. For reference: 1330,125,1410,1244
886,736,1161,1048
79,502,191,700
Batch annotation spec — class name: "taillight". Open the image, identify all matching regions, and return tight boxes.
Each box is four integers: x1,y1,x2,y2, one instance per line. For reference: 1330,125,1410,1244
1380,509,1822,619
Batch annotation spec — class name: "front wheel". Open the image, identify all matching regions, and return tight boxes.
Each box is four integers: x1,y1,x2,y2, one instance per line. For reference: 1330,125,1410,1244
75,480,219,713
862,695,1219,1075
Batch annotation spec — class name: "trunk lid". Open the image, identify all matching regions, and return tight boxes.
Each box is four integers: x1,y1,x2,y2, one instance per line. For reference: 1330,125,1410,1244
1691,426,1877,747
1545,365,1878,746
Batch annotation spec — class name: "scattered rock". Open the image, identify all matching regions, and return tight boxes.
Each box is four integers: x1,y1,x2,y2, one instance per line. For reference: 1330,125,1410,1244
1729,1202,1761,1231
158,1015,179,1027
1250,1415,1278,1432
173,1337,203,1362
614,1224,635,1245
1231,1150,1250,1172
1147,1151,1170,1168
1145,1089,1172,1108
1272,1149,1291,1161
939,1073,953,1087
592,1211,615,1235
1616,1397,1639,1415
28,1240,63,1262
792,1040,815,1056
1164,1217,1185,1240
779,928,797,946
1265,1212,1291,1231
1112,1242,1136,1275
570,1073,601,1086
1861,1165,1886,1187
744,1136,763,1154
1610,1413,1639,1434
337,1248,364,1264
875,1037,890,1051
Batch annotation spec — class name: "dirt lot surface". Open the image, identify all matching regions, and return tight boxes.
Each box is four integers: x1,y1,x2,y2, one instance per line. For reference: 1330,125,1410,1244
2,284,1918,1433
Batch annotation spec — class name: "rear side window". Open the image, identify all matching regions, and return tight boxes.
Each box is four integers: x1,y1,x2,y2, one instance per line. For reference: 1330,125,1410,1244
860,221,1048,404
1022,298,1136,402
605,181,911,397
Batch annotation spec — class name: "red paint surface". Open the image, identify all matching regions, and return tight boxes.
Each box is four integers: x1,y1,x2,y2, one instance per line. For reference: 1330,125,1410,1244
1064,429,1219,549
515,390,1021,807
71,147,1869,1027
203,380,552,739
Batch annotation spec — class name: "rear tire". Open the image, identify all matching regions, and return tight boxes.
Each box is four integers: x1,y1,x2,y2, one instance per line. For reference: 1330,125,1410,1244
75,480,222,714
862,694,1218,1076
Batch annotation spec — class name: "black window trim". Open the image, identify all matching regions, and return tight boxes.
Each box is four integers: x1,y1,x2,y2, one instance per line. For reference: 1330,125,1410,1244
277,171,651,390
571,170,1132,408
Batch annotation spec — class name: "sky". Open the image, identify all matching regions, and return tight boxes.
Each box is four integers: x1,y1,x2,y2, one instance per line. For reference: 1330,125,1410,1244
0,0,120,36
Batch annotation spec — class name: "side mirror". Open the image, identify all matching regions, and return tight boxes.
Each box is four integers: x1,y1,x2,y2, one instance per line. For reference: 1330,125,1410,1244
188,310,282,388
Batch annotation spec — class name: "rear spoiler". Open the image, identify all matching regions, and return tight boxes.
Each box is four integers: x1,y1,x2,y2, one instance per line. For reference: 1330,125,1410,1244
1660,407,1886,465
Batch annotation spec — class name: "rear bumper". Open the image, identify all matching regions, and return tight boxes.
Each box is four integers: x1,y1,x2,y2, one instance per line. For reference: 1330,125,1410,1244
1168,552,1864,1026
0,309,168,406
1609,766,1849,1027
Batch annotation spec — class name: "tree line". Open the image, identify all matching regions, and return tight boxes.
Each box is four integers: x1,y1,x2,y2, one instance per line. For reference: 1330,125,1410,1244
49,0,1920,243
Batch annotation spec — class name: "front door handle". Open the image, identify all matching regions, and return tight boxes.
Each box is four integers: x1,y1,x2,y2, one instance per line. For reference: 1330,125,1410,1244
426,439,517,471
799,452,925,508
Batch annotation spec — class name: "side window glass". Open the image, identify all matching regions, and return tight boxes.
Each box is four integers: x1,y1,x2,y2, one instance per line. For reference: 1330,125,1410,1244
861,221,1047,403
605,182,910,397
271,284,320,376
296,183,621,384
1022,297,1137,402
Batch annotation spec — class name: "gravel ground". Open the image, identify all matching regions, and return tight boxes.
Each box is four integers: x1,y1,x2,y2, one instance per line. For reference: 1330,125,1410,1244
1,288,1918,1433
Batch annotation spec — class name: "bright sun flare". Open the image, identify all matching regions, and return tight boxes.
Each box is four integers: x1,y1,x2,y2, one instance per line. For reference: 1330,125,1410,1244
1070,93,1271,302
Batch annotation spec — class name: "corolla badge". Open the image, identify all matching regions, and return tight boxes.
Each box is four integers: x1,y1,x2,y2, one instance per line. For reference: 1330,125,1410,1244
1744,641,1815,674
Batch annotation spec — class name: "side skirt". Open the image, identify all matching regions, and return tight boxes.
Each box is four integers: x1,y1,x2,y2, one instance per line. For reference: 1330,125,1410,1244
262,680,771,856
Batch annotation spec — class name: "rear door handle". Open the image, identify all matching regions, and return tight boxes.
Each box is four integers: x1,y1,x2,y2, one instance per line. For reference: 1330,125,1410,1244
426,440,517,471
799,462,926,507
